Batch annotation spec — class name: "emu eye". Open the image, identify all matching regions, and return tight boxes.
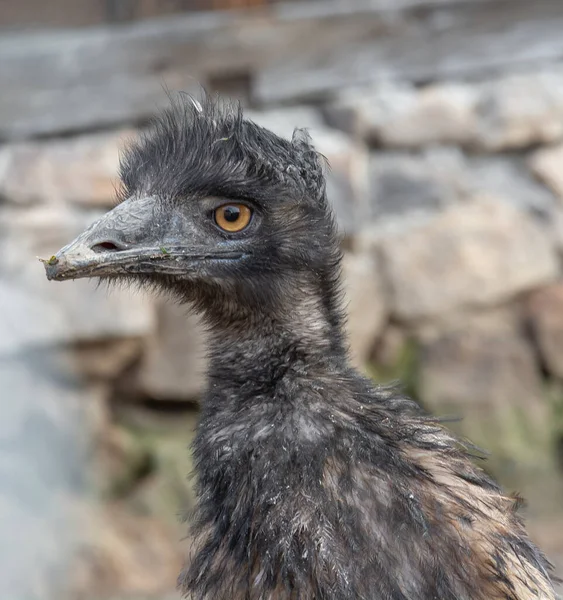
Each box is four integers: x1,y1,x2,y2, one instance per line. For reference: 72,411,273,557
214,204,252,233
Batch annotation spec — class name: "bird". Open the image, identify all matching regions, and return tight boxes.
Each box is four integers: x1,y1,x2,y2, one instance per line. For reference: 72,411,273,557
43,95,557,600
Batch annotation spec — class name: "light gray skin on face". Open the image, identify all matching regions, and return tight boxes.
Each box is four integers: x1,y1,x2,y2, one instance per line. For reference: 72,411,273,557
44,195,246,281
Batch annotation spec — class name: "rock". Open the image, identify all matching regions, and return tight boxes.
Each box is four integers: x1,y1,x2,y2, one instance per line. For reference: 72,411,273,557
371,325,408,371
0,205,155,351
256,1,563,105
71,409,199,599
530,143,563,202
375,196,559,321
326,70,563,151
138,302,207,402
527,283,563,379
416,309,551,471
246,108,369,234
73,338,144,381
313,128,369,235
69,501,183,600
245,107,323,139
0,131,131,207
528,519,563,579
465,155,557,216
90,403,198,522
368,325,418,394
474,71,563,151
368,148,465,220
0,349,109,600
126,413,199,528
4,0,563,136
341,252,387,369
91,423,153,499
547,208,563,254
325,81,477,148
367,148,556,222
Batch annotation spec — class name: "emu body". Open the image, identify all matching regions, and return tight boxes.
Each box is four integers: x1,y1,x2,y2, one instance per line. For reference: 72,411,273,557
44,98,556,599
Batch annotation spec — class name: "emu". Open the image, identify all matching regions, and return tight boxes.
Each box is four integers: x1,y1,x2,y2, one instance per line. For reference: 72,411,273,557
44,97,556,599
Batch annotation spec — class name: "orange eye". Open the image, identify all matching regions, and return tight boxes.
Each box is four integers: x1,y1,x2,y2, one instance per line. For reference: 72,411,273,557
214,204,252,233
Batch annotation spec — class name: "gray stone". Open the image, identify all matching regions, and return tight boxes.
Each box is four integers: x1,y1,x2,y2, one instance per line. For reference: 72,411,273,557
73,339,144,381
312,128,369,235
367,148,557,222
244,107,324,140
137,302,207,402
368,148,465,220
326,69,563,151
0,205,155,352
371,324,408,371
0,349,109,600
376,197,559,321
0,131,130,207
464,155,557,217
416,308,551,470
4,1,563,137
546,208,563,254
474,71,563,151
257,2,563,105
68,501,183,600
123,410,199,527
2,1,475,139
341,252,387,369
527,283,563,379
325,82,477,147
529,143,563,203
90,421,152,499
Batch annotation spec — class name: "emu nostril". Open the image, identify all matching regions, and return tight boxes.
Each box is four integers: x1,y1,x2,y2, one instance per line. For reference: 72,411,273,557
91,241,124,253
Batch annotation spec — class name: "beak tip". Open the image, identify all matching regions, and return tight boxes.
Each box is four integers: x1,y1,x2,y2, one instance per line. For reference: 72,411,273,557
44,268,58,281
43,263,59,281
39,253,68,281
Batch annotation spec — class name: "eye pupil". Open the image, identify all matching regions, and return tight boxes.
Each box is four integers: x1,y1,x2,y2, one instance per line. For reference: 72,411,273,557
214,203,252,233
223,206,240,222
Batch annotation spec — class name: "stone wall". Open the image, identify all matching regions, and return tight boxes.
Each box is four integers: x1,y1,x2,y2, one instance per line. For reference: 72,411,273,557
1,1,563,598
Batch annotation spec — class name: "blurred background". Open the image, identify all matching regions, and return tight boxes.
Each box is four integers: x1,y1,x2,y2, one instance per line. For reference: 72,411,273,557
1,0,563,598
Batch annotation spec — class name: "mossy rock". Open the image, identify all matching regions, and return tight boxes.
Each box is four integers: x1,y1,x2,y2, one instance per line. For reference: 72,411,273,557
366,329,563,517
103,409,199,526
366,336,419,399
128,432,197,527
93,425,153,500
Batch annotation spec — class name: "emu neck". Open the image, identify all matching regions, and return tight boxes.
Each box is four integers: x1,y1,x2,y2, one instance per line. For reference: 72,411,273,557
205,291,347,395
195,294,350,496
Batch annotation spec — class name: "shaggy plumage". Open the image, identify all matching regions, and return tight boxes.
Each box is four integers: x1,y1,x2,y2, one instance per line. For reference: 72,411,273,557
45,95,557,600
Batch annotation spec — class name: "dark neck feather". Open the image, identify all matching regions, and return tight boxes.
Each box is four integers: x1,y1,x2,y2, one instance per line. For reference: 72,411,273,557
205,276,348,394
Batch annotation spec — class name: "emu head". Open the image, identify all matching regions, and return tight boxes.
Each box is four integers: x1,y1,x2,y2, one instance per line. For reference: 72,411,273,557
44,97,342,332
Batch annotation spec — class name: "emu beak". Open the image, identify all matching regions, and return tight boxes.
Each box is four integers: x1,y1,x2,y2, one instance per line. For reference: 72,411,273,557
42,196,182,281
42,196,244,282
